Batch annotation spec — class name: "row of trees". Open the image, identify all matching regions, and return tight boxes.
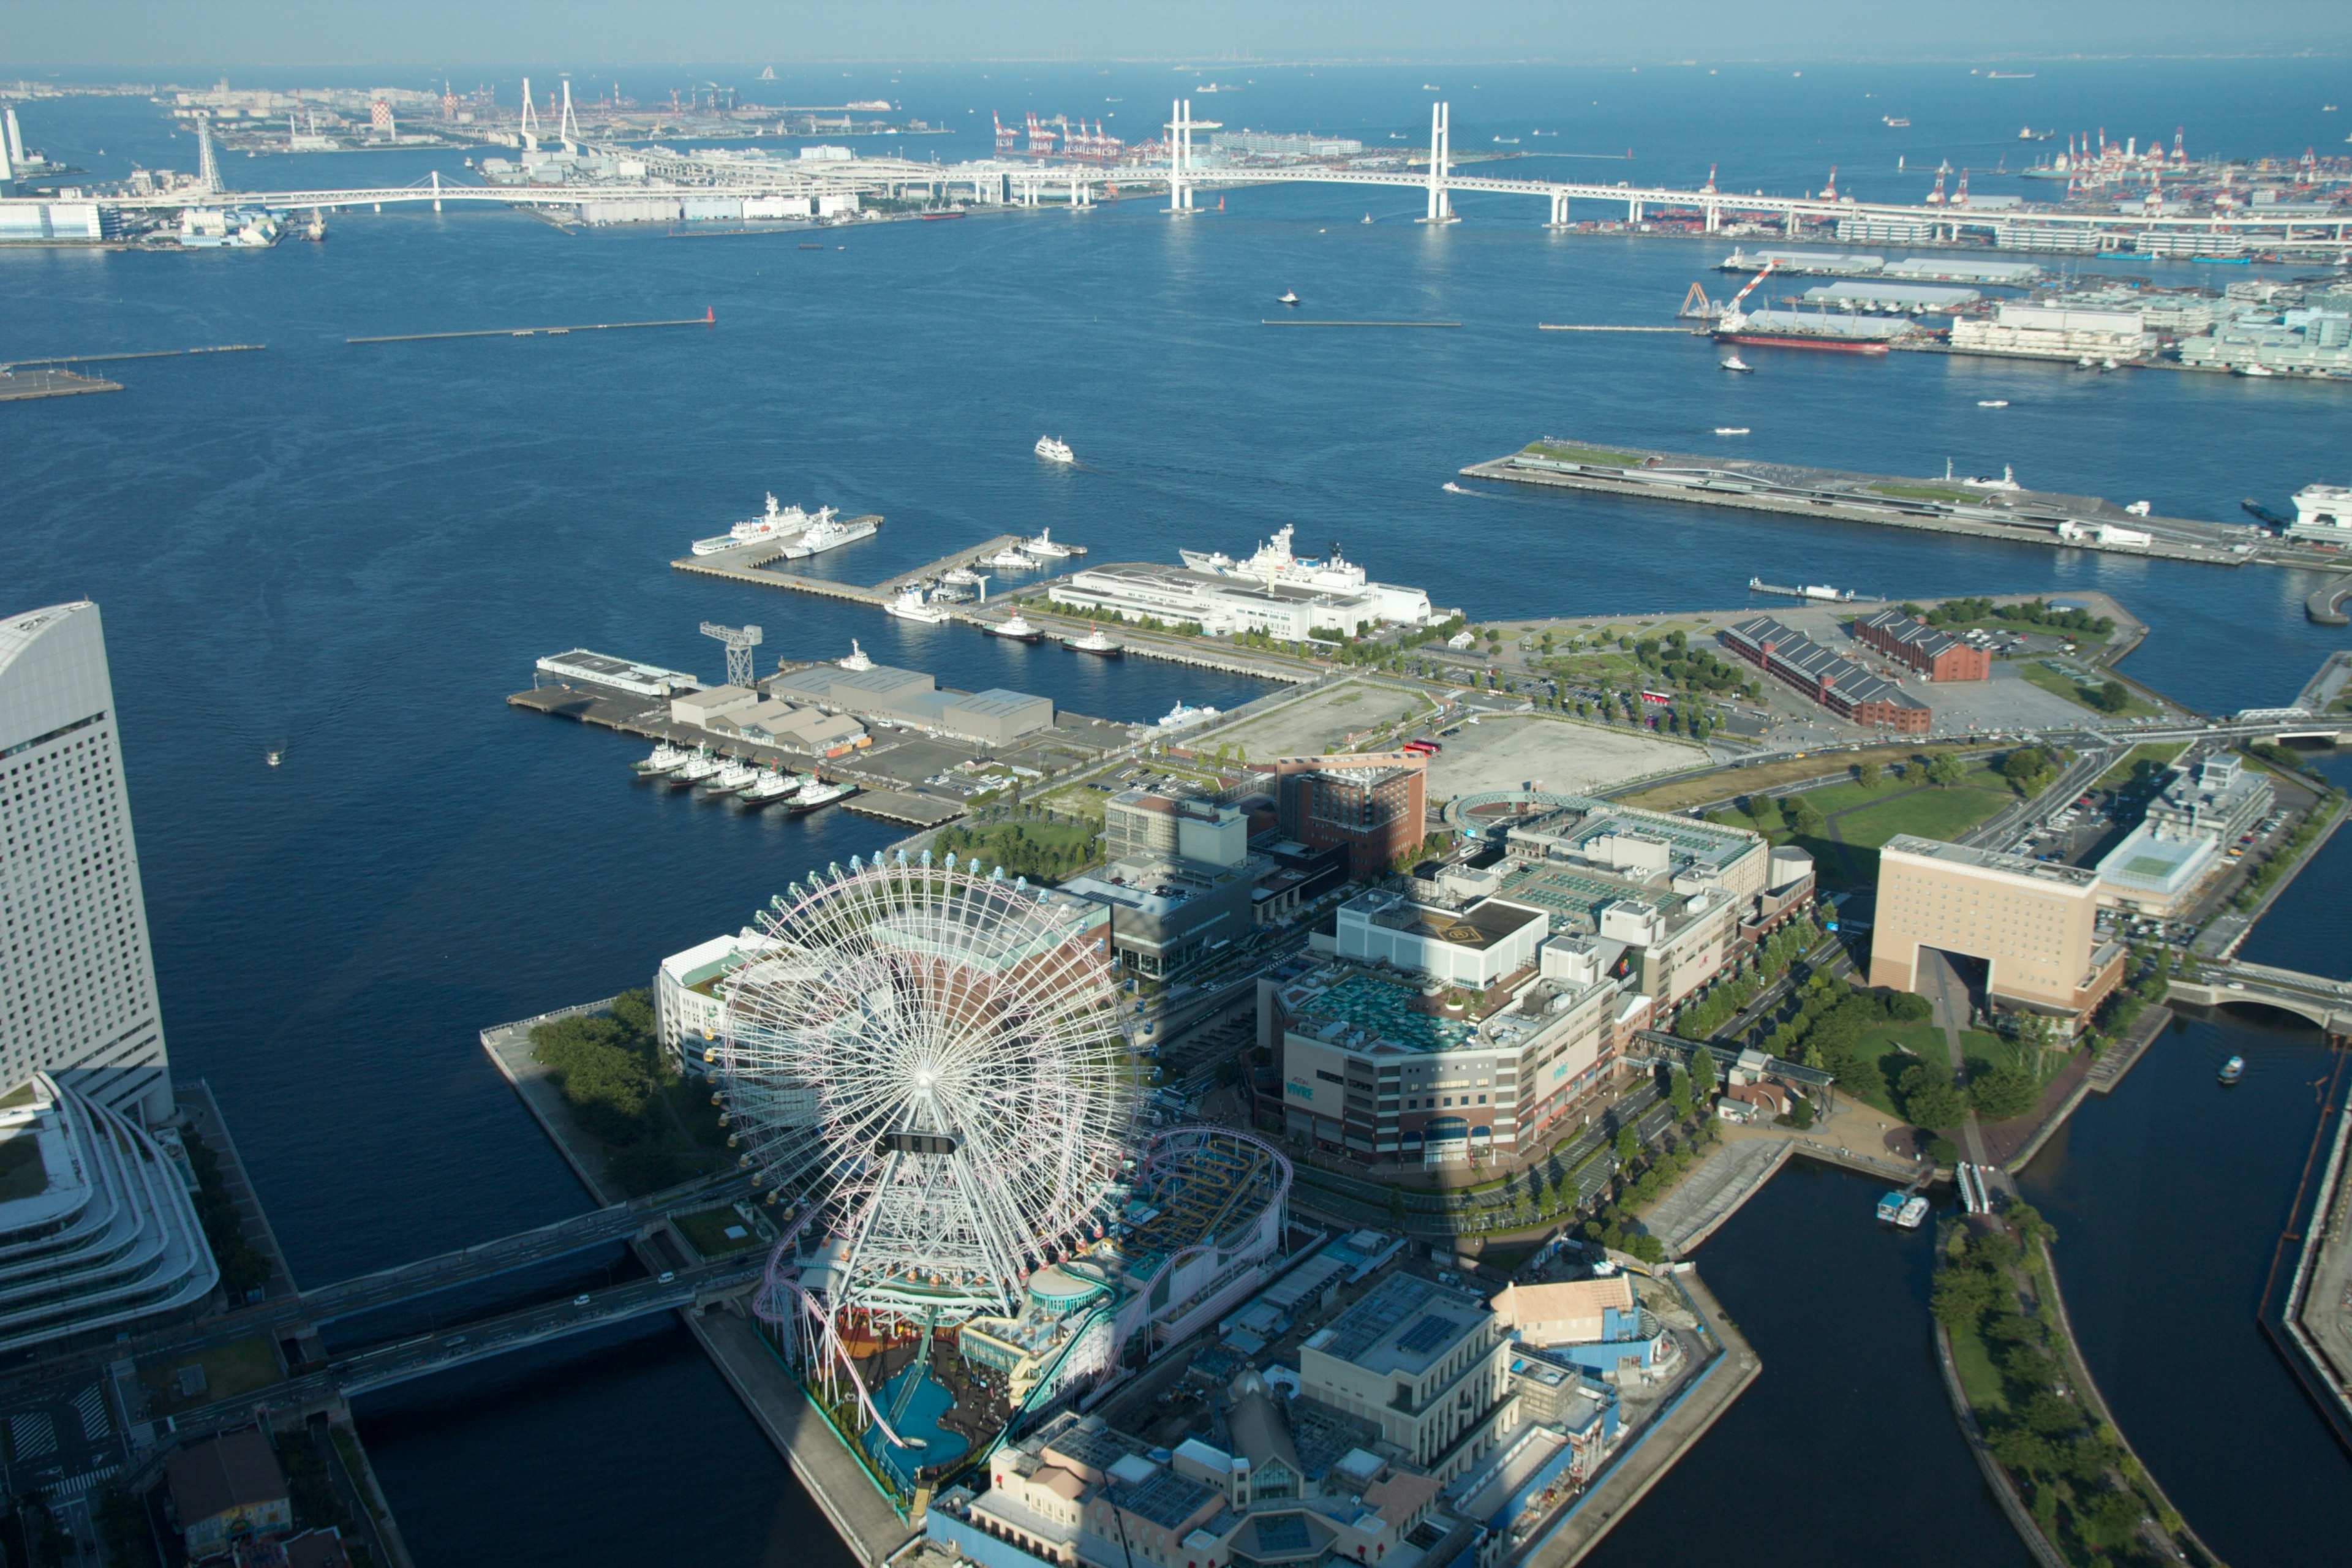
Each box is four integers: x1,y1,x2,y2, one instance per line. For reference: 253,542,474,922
1932,1207,2176,1556
185,1132,273,1298
1766,973,1934,1110
1672,916,1822,1040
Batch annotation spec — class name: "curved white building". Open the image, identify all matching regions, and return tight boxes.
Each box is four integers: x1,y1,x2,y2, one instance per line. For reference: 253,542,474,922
1,601,173,1123
0,1074,219,1354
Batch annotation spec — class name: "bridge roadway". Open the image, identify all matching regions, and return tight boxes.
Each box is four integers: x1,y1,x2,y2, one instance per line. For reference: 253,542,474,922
2175,962,2352,1036
0,1173,754,1406
25,127,2352,255
150,1256,767,1448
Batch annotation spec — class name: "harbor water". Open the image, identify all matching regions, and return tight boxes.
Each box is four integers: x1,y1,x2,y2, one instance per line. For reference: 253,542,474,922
4,59,2348,1566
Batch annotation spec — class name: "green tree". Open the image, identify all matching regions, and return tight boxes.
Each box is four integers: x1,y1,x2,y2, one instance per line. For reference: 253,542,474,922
1691,1045,1718,1101
1782,793,1825,837
1855,760,1882,791
1668,1067,1693,1120
1613,1123,1639,1167
1925,752,1966,788
1930,1264,1999,1328
1969,1065,2040,1121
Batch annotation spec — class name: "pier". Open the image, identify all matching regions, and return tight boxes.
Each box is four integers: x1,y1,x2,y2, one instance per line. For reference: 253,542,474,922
1466,440,2267,568
2310,576,2352,627
0,366,121,401
347,311,715,345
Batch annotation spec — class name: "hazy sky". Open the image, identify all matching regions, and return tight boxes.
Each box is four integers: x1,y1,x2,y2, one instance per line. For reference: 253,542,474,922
9,1,2351,68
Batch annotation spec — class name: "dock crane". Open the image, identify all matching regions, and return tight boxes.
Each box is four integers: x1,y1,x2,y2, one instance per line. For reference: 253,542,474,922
1718,258,1777,331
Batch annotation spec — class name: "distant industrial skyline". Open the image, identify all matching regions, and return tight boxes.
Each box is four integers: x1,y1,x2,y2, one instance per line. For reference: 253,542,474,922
8,0,2352,69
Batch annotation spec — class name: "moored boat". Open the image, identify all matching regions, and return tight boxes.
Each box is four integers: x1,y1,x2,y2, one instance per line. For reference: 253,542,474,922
886,584,951,624
671,747,723,783
1035,435,1075,464
741,769,802,804
706,760,760,793
1062,626,1125,656
785,779,857,815
633,742,689,776
987,611,1047,641
1720,354,1753,372
2218,1054,2245,1084
1022,528,1074,558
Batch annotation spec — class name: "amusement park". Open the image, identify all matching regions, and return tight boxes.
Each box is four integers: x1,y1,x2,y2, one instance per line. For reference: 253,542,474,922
706,850,1296,1511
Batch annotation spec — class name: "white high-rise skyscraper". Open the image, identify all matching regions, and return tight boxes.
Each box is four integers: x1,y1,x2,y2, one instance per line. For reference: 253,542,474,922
0,601,172,1124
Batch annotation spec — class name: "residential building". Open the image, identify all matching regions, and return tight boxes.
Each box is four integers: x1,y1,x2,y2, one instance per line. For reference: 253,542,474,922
1298,1272,1518,1480
1869,835,2125,1025
166,1430,290,1558
1261,753,1428,880
1,601,173,1123
1721,616,1931,733
0,1073,219,1353
1851,609,1992,682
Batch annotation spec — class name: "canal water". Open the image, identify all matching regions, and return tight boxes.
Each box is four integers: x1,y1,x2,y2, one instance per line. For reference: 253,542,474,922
2,58,2346,1566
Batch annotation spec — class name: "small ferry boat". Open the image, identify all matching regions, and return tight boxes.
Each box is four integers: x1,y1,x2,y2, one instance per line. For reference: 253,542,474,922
633,742,688,776
1035,435,1075,464
1877,1191,1930,1229
987,611,1047,642
785,779,856,815
1278,288,1300,306
1063,626,1125,657
1021,529,1074,558
1977,399,2009,408
886,584,951,624
987,548,1036,570
2218,1055,2245,1085
265,748,282,768
1720,354,1754,372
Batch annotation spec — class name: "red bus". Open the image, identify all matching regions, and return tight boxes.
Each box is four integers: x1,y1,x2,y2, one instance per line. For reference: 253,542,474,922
1403,739,1442,755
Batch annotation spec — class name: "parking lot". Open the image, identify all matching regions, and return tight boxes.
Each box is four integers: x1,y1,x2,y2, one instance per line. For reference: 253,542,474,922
1423,712,1700,799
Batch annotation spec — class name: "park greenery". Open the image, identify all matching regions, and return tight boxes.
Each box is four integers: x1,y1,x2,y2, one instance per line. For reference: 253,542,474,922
1934,1204,2194,1564
1913,596,2115,639
930,813,1103,883
1764,973,1936,1114
1041,598,1204,637
530,990,728,1196
2229,793,2342,913
2018,658,2145,717
186,1130,274,1298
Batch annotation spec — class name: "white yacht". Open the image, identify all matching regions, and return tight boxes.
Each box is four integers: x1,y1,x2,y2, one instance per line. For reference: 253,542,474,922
1977,399,2010,408
692,494,815,556
886,584,951,624
941,565,987,587
775,507,877,559
987,548,1035,570
987,610,1046,642
1720,355,1754,372
1713,426,1751,435
633,742,689,776
1035,435,1075,464
1278,288,1300,306
1022,529,1074,559
741,769,802,804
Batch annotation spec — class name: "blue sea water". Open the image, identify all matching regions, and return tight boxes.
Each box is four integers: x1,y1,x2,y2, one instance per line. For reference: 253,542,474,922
3,58,2347,1565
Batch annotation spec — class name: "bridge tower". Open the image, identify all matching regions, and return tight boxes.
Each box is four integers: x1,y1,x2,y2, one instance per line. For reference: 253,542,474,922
519,76,541,153
1421,102,1455,224
701,622,765,690
559,76,579,153
195,114,221,195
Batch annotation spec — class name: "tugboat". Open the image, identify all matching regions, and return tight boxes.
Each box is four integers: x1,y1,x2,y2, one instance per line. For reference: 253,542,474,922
2218,1054,2245,1085
633,742,688,777
671,746,723,784
1021,528,1074,559
741,769,802,804
785,778,857,815
1278,288,1300,306
706,760,760,794
1720,354,1754,373
886,584,951,624
986,610,1047,642
1062,625,1125,657
1035,435,1075,464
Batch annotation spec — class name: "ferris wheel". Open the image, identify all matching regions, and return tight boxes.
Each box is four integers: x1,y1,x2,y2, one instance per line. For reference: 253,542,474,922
714,851,1135,1330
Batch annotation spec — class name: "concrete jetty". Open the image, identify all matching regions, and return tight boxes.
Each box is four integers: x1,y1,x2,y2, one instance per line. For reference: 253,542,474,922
1464,440,2264,567
2311,578,2352,627
672,529,892,606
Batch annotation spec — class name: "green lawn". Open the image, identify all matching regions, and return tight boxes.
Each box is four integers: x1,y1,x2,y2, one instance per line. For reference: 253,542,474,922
2016,658,2158,718
930,818,1101,883
1751,766,2018,886
675,1206,768,1259
140,1333,284,1416
2097,741,2187,789
1522,440,1644,466
1948,1320,2010,1414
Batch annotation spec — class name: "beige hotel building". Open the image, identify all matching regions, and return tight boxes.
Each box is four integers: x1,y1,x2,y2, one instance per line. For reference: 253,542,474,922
1869,835,2125,1027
